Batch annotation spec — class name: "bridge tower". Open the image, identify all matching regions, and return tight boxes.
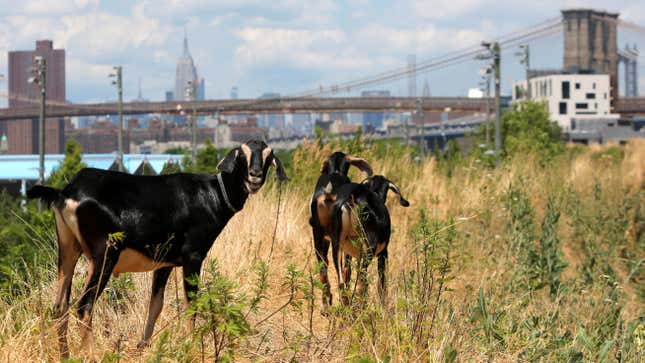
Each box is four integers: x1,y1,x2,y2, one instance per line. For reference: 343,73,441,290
561,9,619,108
619,45,639,97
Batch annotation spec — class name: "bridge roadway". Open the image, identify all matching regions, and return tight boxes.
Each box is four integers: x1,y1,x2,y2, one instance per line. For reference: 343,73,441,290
0,97,487,121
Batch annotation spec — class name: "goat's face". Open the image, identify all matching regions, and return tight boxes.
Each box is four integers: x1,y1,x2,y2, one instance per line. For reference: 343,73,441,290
320,151,373,176
218,140,288,193
361,175,410,207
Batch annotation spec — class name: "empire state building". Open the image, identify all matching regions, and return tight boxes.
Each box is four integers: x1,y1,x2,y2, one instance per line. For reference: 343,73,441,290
174,30,204,102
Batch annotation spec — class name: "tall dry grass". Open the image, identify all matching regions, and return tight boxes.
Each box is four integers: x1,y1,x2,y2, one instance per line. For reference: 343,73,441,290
0,139,644,362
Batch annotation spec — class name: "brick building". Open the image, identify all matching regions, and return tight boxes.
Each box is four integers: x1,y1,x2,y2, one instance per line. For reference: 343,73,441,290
6,40,65,154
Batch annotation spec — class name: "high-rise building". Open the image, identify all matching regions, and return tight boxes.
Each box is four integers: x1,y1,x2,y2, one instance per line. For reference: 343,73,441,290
7,40,65,154
231,86,239,99
174,29,200,102
407,54,417,98
423,78,431,97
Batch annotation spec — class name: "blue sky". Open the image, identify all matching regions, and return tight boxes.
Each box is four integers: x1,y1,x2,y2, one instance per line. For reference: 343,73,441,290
0,0,643,104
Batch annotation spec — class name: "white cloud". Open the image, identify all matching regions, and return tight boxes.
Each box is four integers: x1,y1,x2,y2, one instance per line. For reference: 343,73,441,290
21,0,99,14
354,24,484,55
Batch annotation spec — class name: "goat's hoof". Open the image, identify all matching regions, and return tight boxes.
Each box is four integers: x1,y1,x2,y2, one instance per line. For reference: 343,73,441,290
136,340,151,350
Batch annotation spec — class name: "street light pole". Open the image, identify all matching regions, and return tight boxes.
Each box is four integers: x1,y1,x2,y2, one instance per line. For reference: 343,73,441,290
28,56,48,186
110,66,124,171
477,41,502,166
416,98,425,159
28,56,46,211
493,42,501,167
185,80,197,163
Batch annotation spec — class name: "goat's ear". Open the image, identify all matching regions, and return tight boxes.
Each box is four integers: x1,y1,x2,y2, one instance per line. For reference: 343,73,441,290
388,182,410,207
271,153,289,182
320,156,330,174
346,155,373,176
217,147,240,174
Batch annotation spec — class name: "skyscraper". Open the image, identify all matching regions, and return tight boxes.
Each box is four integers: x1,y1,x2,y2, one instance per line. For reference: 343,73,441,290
174,29,204,102
407,54,417,98
423,78,431,97
7,40,65,154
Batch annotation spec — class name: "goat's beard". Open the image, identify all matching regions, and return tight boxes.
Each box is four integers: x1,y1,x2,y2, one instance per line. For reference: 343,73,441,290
244,178,262,194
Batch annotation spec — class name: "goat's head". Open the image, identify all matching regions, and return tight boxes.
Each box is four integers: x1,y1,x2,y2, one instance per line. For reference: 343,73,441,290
361,175,410,207
217,140,288,194
320,151,373,176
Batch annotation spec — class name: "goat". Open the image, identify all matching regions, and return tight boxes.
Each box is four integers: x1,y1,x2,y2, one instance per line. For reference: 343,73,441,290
26,140,287,359
309,152,373,312
329,175,409,305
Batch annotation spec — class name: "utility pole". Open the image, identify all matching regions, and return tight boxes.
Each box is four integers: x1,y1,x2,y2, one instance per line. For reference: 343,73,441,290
109,66,124,171
185,80,197,163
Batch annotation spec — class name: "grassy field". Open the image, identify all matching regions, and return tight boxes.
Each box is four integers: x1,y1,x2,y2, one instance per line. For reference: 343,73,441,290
0,139,644,362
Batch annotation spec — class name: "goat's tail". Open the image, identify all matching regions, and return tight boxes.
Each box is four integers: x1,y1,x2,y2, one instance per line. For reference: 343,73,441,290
26,185,62,208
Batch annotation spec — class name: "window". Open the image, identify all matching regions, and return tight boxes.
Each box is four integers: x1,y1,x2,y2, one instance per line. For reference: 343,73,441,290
575,83,581,89
559,102,567,115
604,93,607,99
549,79,552,96
586,93,595,99
562,81,570,99
592,82,596,89
594,103,597,109
575,103,588,109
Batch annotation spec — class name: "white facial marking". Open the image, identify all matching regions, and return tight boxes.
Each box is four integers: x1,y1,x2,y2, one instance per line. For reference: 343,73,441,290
240,144,252,167
262,147,272,165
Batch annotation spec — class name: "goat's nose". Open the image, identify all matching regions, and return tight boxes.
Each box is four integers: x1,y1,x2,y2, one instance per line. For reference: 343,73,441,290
249,169,262,178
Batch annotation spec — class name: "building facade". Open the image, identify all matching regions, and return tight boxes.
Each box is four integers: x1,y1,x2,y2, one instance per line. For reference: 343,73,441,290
6,40,65,154
513,73,618,131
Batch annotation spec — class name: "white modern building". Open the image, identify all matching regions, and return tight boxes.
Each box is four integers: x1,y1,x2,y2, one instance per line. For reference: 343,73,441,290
512,73,619,131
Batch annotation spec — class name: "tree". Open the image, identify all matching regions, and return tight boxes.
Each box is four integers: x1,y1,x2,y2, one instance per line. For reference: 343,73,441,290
182,139,220,174
48,139,87,188
501,101,563,159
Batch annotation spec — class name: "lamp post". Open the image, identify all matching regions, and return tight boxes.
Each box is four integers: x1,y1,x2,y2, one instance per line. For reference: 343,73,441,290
28,57,46,211
479,65,492,146
109,66,124,171
185,80,197,163
416,98,425,158
477,41,501,166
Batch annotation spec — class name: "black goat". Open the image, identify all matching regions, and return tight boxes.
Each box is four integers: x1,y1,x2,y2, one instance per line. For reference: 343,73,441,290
309,152,373,312
27,140,287,359
329,175,409,305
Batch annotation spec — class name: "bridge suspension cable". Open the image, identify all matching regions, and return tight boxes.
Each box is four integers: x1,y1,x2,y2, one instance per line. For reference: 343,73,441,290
291,18,563,98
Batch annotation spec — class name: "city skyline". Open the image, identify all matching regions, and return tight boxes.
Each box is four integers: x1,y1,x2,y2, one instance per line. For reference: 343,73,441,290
0,0,644,105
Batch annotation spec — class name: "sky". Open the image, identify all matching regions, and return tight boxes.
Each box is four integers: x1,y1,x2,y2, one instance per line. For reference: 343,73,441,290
0,0,643,104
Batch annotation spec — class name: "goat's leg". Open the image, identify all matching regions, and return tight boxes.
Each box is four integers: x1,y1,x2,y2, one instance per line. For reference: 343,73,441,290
356,249,374,301
76,244,120,355
313,227,332,311
377,251,388,306
332,242,350,306
182,253,204,330
342,253,352,295
138,266,173,348
52,215,81,359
